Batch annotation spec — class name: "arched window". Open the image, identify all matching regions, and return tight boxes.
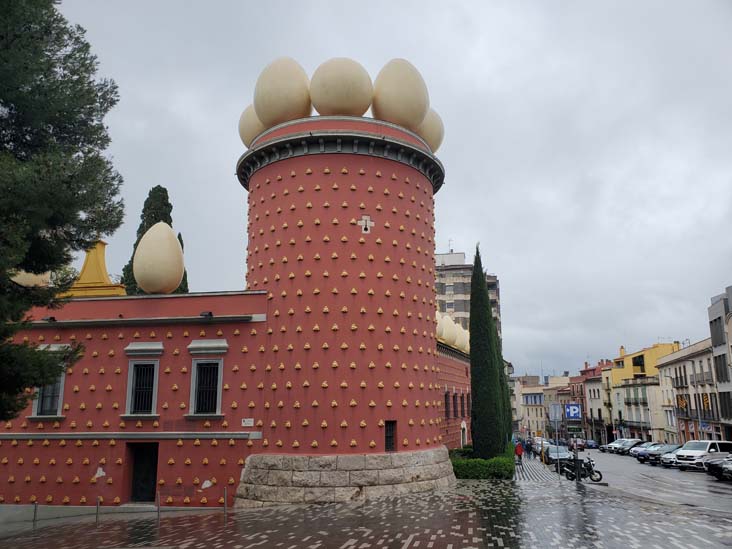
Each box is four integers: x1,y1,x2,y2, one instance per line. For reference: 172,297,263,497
453,393,458,418
444,392,450,419
460,394,466,417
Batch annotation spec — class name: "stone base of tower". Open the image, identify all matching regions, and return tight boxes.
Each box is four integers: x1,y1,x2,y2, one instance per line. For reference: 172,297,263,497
234,447,455,508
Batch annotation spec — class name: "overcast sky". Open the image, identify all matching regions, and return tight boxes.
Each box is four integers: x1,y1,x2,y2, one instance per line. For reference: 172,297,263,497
59,0,732,377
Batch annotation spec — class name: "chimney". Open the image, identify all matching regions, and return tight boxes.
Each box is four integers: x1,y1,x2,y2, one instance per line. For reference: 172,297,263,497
619,346,626,357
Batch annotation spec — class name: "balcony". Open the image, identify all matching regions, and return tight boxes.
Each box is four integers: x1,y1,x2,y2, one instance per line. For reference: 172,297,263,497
602,398,613,409
672,378,688,388
689,371,715,386
675,407,695,419
624,420,651,430
624,397,649,407
674,407,720,422
699,409,720,422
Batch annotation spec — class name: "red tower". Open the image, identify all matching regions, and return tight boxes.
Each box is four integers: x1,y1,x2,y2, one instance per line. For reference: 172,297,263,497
234,116,455,504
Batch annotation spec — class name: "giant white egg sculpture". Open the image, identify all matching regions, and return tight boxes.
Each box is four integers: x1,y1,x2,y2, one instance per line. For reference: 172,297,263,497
310,58,373,116
253,57,311,127
133,222,185,294
372,59,429,131
437,312,448,341
238,105,266,148
11,271,50,287
443,316,458,347
416,108,444,152
455,327,469,353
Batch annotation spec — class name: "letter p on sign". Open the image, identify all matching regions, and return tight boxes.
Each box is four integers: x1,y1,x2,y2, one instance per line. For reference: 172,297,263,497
565,404,581,419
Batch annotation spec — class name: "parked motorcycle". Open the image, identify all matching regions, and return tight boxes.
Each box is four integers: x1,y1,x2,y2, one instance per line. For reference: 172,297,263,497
561,456,603,482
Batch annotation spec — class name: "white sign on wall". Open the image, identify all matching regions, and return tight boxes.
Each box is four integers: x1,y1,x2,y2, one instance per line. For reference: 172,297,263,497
241,418,254,427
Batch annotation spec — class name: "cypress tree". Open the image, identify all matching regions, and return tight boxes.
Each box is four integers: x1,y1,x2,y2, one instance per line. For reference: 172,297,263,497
469,246,506,458
176,233,189,293
120,185,189,294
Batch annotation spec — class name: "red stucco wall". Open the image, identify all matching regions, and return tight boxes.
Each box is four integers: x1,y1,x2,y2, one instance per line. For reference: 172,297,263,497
0,120,469,508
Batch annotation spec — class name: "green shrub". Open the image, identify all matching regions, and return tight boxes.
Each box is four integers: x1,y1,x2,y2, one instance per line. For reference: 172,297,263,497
448,446,474,460
451,456,515,480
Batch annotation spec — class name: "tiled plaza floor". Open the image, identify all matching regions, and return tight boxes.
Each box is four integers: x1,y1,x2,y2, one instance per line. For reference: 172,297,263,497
2,472,731,549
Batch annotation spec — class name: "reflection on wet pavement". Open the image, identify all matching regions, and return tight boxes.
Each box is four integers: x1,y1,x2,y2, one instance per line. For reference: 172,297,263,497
2,479,731,548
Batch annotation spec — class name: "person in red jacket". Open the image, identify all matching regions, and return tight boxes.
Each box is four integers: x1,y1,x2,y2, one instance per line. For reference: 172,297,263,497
515,440,524,464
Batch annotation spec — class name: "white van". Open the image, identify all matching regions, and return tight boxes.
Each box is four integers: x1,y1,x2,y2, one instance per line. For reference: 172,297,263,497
676,440,732,471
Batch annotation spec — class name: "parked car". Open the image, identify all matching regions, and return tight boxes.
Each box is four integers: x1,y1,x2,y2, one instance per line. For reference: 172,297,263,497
616,439,643,455
704,455,732,480
676,440,732,471
636,443,666,463
604,439,628,453
722,460,732,481
544,445,573,465
629,442,657,458
647,444,681,466
585,439,599,449
660,447,682,468
570,438,586,451
533,440,551,456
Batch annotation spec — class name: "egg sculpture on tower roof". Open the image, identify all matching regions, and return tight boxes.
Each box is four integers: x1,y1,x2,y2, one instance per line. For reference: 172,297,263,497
238,57,444,153
310,57,373,117
253,57,312,127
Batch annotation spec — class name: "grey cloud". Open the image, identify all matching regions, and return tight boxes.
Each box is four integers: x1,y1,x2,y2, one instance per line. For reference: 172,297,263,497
59,0,732,375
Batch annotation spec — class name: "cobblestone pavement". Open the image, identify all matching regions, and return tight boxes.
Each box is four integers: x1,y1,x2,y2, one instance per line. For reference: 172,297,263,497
2,476,732,548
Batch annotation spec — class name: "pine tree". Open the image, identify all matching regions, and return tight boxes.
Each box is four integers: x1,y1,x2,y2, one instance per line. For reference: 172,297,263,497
469,246,507,458
0,1,123,419
120,185,189,294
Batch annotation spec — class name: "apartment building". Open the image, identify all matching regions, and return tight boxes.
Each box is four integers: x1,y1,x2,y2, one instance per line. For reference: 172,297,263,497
435,251,501,336
709,289,732,440
585,374,606,444
655,339,719,441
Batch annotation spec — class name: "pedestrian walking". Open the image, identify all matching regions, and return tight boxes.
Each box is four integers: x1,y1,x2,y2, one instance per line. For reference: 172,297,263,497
514,440,524,466
526,439,533,459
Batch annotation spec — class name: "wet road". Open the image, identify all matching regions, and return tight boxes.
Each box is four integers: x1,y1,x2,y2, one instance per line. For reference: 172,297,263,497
587,449,732,514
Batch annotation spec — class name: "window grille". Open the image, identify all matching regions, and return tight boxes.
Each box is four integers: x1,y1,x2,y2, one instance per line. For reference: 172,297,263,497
37,378,61,416
460,394,466,417
195,362,219,414
385,420,396,452
131,363,155,414
444,392,450,419
453,393,458,418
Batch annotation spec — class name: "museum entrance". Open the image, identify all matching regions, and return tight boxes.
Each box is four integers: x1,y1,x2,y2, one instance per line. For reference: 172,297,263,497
129,442,158,502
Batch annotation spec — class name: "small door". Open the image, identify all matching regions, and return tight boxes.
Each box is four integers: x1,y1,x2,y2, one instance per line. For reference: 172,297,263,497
130,443,158,502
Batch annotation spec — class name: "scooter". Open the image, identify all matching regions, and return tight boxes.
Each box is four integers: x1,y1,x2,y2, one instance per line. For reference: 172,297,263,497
561,456,603,482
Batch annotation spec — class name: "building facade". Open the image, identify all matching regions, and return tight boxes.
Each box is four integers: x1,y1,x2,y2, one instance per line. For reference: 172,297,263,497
435,252,501,336
708,289,732,440
618,376,664,441
521,386,545,438
657,338,722,442
584,374,605,444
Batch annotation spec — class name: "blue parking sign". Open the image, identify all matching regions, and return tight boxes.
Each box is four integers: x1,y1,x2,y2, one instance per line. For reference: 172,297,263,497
565,403,581,419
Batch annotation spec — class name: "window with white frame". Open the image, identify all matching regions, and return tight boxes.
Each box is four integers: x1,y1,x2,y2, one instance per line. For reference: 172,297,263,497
126,360,159,415
35,376,64,416
190,359,223,415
